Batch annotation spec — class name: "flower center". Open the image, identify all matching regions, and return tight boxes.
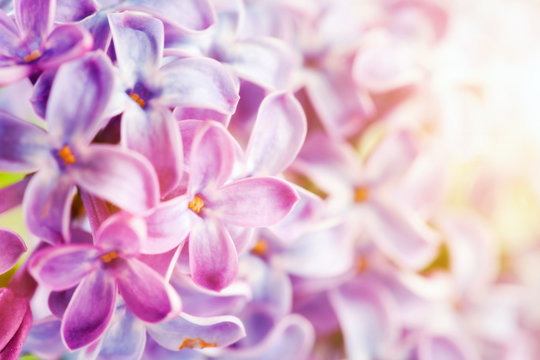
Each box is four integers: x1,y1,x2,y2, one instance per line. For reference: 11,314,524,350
129,92,146,108
100,250,118,263
178,338,217,350
353,187,369,203
251,238,268,257
57,145,76,165
356,256,369,273
188,195,204,214
23,49,41,63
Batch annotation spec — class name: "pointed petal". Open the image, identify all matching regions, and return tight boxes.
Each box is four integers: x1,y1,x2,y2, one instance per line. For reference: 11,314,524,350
189,218,238,291
0,176,30,214
48,287,75,318
245,92,306,176
23,170,76,244
39,24,93,70
46,51,114,144
108,12,163,84
115,258,181,323
0,228,26,274
160,57,239,114
71,144,159,215
98,308,147,360
30,68,56,119
14,0,54,39
208,177,298,227
121,103,183,197
147,313,245,351
188,122,235,193
55,0,97,22
95,212,146,255
0,288,28,350
0,301,32,360
0,111,49,172
28,244,100,290
62,269,117,350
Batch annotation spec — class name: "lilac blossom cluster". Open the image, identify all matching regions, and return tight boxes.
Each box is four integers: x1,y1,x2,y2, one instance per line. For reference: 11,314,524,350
1,0,540,359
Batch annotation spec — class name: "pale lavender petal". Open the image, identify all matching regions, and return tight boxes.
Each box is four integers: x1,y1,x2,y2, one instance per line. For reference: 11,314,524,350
207,177,298,227
189,218,238,291
14,0,54,39
121,103,183,197
147,313,245,351
30,68,56,119
28,244,100,290
0,65,33,86
23,169,76,244
81,10,111,50
95,212,146,255
23,317,66,360
188,122,235,194
0,300,32,360
120,0,215,32
173,107,230,126
98,307,147,360
0,228,26,274
62,269,117,350
0,10,19,52
116,258,181,322
0,111,49,172
0,176,30,214
39,24,93,70
46,51,114,144
143,196,190,254
138,245,182,280
0,288,28,350
55,0,97,22
108,12,163,84
71,144,159,215
159,57,239,114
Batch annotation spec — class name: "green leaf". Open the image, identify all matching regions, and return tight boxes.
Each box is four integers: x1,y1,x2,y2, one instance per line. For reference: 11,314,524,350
0,173,25,188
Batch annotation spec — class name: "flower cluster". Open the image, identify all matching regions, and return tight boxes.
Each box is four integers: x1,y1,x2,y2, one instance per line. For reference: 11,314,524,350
1,0,540,359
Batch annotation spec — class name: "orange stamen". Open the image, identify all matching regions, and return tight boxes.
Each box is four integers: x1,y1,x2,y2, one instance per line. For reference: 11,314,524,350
188,195,204,214
251,238,268,257
129,92,146,108
178,338,217,350
23,49,41,63
356,256,369,273
100,251,118,263
353,187,369,203
57,145,76,165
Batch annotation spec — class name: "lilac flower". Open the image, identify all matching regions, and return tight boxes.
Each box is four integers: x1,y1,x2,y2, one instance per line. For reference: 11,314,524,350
0,228,26,274
29,212,181,349
0,51,159,243
0,0,93,85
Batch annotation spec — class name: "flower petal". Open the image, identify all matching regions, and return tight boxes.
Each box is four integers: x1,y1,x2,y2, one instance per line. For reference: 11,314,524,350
189,218,238,291
108,12,163,84
0,288,28,350
159,57,239,114
28,244,101,290
0,176,30,214
71,144,159,215
207,177,299,227
245,92,306,176
55,0,97,22
0,228,26,274
62,269,117,350
0,111,49,172
0,65,33,86
0,300,32,360
46,51,114,145
95,212,146,255
98,307,147,360
22,316,66,360
14,0,53,39
115,258,181,323
147,313,245,351
39,24,93,70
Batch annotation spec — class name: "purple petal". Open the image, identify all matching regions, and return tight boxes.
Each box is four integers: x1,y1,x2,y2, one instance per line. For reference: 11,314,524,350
189,218,238,291
71,144,159,215
0,10,19,52
207,177,299,227
14,0,54,39
55,0,97,22
138,245,182,280
147,313,245,351
119,0,215,32
245,92,306,176
121,103,183,197
23,170,76,244
30,68,56,119
188,122,235,194
115,258,181,322
159,57,239,114
39,24,93,70
0,228,26,274
46,51,114,144
0,65,33,86
0,288,28,350
0,111,49,172
95,212,146,255
173,106,230,126
0,176,30,214
62,269,117,350
143,196,190,254
48,287,75,318
23,317,66,360
98,307,147,360
28,244,100,290
0,300,32,360
108,12,163,84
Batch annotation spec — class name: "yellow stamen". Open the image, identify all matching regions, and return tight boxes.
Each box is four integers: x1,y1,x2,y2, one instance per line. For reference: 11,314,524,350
353,187,369,203
178,338,217,350
57,145,76,165
100,251,118,263
23,49,41,63
251,238,268,257
129,92,146,108
188,195,204,214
